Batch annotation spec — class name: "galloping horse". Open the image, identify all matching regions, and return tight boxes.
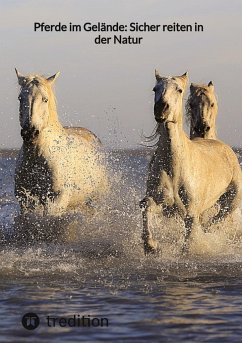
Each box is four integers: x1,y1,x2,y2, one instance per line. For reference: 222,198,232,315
141,71,242,254
186,82,220,221
186,81,218,139
15,70,108,216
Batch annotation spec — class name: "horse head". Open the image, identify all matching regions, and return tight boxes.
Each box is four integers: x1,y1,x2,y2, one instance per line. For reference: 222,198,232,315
15,69,60,142
153,70,188,125
187,81,218,139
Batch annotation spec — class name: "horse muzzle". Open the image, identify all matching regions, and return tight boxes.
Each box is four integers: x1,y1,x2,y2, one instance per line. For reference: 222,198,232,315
155,117,166,123
194,123,210,136
154,99,169,122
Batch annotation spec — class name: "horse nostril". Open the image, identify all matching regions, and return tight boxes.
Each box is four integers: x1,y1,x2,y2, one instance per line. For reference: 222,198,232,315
34,129,40,137
154,98,170,123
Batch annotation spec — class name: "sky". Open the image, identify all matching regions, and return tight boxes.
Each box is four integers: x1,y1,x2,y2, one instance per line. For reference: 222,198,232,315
0,0,242,148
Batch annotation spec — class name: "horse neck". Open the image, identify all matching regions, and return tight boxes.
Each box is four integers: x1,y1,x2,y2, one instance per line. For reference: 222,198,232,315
157,124,171,152
30,108,64,154
47,94,63,131
157,110,187,163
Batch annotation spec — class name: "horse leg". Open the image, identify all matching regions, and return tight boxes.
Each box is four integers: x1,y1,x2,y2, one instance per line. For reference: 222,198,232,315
47,191,70,216
182,206,200,254
208,181,242,226
140,197,160,255
182,215,193,254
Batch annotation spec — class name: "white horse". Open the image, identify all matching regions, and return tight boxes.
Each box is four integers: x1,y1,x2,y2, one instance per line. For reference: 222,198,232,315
15,70,108,216
140,71,242,254
186,81,220,222
186,81,218,139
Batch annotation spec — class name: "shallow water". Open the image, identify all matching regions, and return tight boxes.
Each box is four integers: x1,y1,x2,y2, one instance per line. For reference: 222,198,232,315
1,149,242,342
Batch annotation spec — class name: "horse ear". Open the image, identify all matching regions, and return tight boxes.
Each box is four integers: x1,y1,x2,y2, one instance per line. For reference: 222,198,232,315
179,72,188,87
155,69,161,81
47,72,60,84
15,68,26,86
190,83,197,93
208,81,214,90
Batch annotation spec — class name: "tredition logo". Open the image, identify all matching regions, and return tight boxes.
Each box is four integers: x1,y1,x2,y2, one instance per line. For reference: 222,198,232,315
22,313,40,330
21,313,109,330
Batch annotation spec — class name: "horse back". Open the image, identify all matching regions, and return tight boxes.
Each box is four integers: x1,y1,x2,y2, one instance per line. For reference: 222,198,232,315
64,127,101,146
188,138,241,187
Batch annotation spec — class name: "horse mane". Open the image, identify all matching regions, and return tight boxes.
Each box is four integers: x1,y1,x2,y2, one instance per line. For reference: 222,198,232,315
140,123,160,148
185,92,193,126
45,79,58,121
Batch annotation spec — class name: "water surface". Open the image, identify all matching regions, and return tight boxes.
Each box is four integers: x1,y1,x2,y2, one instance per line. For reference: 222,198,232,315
0,149,242,343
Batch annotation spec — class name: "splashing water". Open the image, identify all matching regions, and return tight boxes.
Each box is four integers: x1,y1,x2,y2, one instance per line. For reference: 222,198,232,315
1,149,242,342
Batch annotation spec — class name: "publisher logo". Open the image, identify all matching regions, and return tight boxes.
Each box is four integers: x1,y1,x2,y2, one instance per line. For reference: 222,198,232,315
21,312,109,330
22,313,40,330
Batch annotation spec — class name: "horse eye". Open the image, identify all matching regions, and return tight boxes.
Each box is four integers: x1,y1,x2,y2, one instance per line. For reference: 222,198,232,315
211,103,214,107
43,97,48,103
177,88,182,93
